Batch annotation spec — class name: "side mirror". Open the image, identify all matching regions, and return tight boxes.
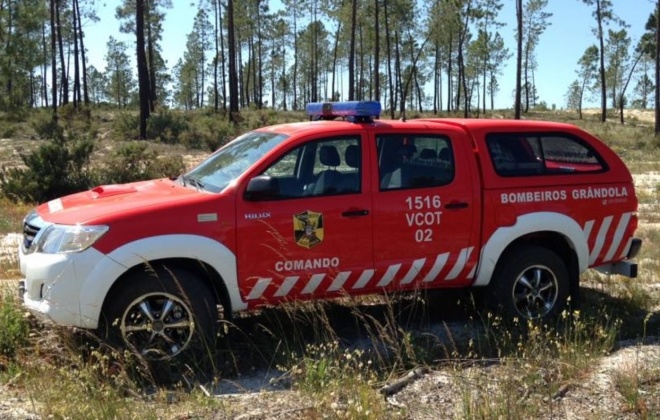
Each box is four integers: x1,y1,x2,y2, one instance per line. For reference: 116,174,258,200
244,175,280,201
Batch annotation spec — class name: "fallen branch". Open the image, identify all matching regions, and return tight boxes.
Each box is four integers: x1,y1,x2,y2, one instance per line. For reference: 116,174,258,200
379,367,428,396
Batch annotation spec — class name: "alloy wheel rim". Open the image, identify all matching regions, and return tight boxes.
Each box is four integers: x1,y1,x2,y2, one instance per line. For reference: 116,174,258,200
511,264,559,319
120,292,195,360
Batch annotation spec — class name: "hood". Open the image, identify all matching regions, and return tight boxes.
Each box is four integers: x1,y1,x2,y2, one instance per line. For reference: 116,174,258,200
36,178,210,225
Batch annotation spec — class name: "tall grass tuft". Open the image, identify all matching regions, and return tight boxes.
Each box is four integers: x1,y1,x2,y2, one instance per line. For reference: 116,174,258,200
0,293,30,359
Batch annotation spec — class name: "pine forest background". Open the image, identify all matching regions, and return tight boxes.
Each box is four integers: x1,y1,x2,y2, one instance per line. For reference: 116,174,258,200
2,0,660,138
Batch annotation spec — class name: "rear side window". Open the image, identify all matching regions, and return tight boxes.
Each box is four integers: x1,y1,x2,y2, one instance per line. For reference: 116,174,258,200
377,134,454,190
486,133,606,176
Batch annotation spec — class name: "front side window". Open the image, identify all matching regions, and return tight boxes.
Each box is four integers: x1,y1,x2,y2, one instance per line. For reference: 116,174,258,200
260,136,361,199
377,134,454,190
487,133,606,176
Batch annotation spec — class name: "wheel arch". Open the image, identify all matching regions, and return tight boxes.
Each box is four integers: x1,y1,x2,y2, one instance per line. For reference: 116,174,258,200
101,257,233,320
473,212,588,294
78,234,247,329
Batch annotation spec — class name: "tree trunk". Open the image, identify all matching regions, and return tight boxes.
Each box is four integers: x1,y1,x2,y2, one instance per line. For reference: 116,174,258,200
358,21,364,100
146,2,156,111
292,8,298,109
281,25,287,109
383,0,394,117
514,0,522,119
136,0,150,139
257,4,263,108
447,34,453,112
655,0,660,134
213,0,219,112
50,0,57,118
348,0,357,101
524,44,529,112
220,0,227,111
42,18,49,108
395,32,403,117
596,0,607,122
460,2,470,117
270,40,275,107
56,0,68,105
75,0,89,106
72,0,81,108
331,22,341,101
433,42,439,114
311,1,318,102
227,0,240,123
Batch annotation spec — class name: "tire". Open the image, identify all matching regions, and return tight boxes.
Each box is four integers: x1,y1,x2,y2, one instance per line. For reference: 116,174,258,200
99,265,217,362
491,245,570,320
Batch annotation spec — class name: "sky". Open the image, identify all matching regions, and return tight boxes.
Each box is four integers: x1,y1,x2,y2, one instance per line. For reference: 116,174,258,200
86,0,657,110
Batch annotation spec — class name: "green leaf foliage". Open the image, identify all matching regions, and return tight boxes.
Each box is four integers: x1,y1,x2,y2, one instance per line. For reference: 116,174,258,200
0,127,95,203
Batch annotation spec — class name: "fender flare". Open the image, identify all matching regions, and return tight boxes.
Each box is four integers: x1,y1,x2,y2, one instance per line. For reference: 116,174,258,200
472,212,589,287
78,234,246,328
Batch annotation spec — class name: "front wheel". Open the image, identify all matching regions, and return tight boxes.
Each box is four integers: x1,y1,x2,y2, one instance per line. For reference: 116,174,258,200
491,246,570,320
100,265,217,362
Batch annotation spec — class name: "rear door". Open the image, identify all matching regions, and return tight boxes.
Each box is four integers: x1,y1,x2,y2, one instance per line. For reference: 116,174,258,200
236,132,375,306
370,128,480,291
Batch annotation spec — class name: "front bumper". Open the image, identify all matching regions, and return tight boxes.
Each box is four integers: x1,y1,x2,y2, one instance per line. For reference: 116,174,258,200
19,245,107,329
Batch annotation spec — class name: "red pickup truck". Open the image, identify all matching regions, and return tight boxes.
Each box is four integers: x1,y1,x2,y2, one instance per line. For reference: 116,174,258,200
19,101,641,361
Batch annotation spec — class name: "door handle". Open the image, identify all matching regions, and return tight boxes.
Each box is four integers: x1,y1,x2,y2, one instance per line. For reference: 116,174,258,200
342,209,369,217
444,201,469,210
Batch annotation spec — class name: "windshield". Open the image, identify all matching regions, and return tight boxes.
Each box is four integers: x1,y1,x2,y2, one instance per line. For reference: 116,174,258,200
184,131,289,193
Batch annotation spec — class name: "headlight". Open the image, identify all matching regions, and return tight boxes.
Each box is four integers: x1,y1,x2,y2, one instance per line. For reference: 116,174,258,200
35,224,109,254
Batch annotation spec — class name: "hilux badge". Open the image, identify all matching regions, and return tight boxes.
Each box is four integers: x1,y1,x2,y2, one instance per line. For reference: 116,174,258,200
293,210,324,249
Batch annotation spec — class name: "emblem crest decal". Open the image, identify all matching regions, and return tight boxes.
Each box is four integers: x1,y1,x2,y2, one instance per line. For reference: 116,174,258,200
293,210,324,249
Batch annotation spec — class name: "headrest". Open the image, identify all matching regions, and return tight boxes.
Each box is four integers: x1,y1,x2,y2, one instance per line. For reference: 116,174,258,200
419,148,437,160
319,145,340,167
345,145,360,168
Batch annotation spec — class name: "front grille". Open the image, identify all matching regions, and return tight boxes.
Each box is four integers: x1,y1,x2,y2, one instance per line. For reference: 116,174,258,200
21,211,46,252
23,221,40,250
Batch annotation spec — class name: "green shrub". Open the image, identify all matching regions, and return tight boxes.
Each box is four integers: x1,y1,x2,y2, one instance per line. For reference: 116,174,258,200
0,129,95,202
112,112,139,140
0,122,16,138
178,125,207,150
59,104,95,134
29,112,61,140
147,111,189,144
194,114,236,151
0,293,30,359
100,141,185,184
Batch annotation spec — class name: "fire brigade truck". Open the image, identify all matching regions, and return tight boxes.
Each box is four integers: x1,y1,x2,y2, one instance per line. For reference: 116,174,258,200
19,101,641,361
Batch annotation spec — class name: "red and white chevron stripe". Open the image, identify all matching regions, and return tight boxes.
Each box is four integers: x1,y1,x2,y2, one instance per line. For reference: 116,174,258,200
245,246,476,301
583,212,634,267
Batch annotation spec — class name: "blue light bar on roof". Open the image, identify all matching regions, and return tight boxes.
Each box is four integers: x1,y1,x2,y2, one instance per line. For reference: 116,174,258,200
306,101,382,119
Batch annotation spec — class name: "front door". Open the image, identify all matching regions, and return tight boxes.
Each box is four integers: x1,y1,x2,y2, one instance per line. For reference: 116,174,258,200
236,134,374,306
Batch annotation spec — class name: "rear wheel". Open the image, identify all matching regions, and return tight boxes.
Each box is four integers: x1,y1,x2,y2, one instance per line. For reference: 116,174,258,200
100,265,217,362
491,246,570,320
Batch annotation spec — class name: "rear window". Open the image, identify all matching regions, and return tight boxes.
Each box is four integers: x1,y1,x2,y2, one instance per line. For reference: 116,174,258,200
486,133,606,176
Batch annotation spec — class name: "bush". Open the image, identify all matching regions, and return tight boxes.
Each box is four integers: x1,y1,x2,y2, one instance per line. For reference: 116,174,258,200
100,141,185,184
59,104,95,134
29,112,61,140
178,125,207,150
112,112,139,140
0,122,16,138
191,114,236,152
0,128,95,202
147,111,189,144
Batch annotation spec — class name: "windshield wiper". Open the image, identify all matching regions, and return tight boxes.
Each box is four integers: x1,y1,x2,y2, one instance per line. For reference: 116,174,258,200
180,175,206,191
